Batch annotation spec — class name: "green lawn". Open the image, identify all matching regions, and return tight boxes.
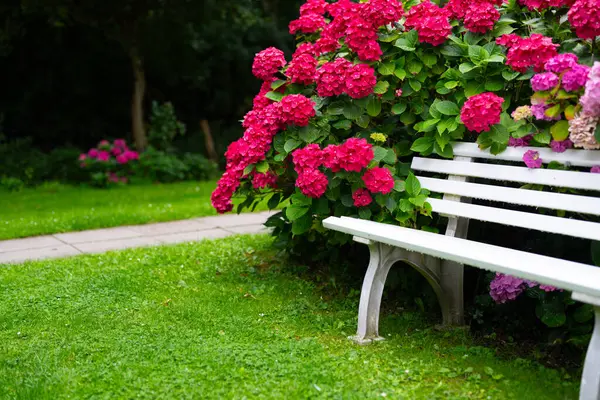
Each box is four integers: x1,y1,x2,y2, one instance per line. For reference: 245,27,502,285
0,181,272,240
0,235,578,399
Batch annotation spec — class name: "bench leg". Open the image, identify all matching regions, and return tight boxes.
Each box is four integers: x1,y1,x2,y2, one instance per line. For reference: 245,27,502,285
580,306,600,400
351,241,394,345
440,260,465,326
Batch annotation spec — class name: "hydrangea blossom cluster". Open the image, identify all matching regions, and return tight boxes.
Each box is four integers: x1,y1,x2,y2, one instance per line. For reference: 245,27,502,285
567,0,600,39
79,139,138,185
523,150,543,168
460,92,504,133
353,188,373,207
496,34,558,73
316,59,377,99
462,2,500,34
405,1,452,46
580,62,600,118
490,273,558,303
363,167,395,194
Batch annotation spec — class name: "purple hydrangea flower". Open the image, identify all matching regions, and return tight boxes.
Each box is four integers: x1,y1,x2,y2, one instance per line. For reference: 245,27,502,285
550,139,573,153
562,64,591,92
531,103,560,121
509,135,533,147
544,53,579,74
581,62,600,118
490,273,528,304
591,166,600,173
523,150,543,168
538,285,560,292
531,72,559,92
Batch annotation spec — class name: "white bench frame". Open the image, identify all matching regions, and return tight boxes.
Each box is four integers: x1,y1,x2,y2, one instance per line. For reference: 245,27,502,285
323,143,600,400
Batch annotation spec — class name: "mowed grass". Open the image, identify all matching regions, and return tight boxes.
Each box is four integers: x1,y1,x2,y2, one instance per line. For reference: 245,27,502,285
0,181,273,240
0,235,578,399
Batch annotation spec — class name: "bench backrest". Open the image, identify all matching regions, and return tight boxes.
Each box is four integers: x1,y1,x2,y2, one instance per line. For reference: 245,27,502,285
411,143,600,241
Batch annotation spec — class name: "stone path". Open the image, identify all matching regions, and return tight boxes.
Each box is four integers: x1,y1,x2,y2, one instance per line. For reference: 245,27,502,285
0,211,274,264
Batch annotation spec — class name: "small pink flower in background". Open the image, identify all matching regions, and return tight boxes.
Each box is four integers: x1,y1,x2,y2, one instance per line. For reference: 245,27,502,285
108,173,120,183
523,150,543,168
124,151,139,161
531,72,559,92
353,188,372,207
395,89,403,97
252,171,278,189
544,53,578,74
550,139,573,153
111,146,123,156
116,154,128,164
591,166,600,173
538,284,560,292
120,177,128,184
97,151,110,162
508,135,532,147
78,154,87,161
562,64,590,92
113,139,127,148
98,140,111,149
490,273,527,303
88,148,99,158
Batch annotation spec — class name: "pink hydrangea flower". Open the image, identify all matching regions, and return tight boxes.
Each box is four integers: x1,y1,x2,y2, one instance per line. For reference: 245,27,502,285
562,64,590,92
360,0,404,27
508,136,532,147
363,167,394,194
280,95,316,127
296,169,328,198
124,150,140,161
581,62,600,118
550,139,573,153
323,144,343,172
289,13,326,34
353,188,373,207
98,140,110,148
252,171,278,189
544,53,579,74
111,146,123,156
568,0,600,40
405,1,452,46
292,144,324,174
463,2,500,34
299,0,328,16
591,166,600,173
88,148,99,158
345,17,383,61
395,89,403,97
490,273,527,304
460,92,504,133
531,103,560,121
78,154,87,161
316,58,353,97
337,138,374,172
497,34,558,73
252,47,286,81
523,150,543,168
97,151,110,162
113,139,127,149
345,63,377,99
116,154,128,164
531,72,559,92
286,54,318,85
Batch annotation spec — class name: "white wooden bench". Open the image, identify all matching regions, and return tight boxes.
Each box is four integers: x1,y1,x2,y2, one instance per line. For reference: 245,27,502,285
323,142,600,400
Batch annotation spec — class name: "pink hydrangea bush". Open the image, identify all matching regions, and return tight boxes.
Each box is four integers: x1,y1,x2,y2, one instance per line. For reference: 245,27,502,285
79,139,139,186
211,0,599,322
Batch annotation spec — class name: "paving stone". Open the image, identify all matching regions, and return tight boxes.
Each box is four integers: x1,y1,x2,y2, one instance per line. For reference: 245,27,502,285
54,227,142,245
225,224,270,235
198,212,273,228
73,237,162,254
0,236,65,253
0,245,81,264
129,220,209,235
154,228,232,244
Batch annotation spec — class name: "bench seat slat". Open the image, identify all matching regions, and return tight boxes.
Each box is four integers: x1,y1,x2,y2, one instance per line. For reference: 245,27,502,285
322,216,600,299
428,198,600,241
412,158,600,191
452,142,600,167
418,176,600,216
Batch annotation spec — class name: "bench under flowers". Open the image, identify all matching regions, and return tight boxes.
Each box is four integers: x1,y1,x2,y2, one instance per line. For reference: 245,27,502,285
323,142,600,400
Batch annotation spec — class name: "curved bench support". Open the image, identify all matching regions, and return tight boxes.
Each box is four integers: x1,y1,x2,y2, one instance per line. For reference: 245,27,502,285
351,237,464,344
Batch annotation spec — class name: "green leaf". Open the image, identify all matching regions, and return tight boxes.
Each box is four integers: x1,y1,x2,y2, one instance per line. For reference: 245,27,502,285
392,103,407,115
299,125,320,143
373,81,390,95
440,44,464,57
394,68,407,80
284,138,302,153
573,304,594,323
536,301,567,328
550,121,570,141
326,102,345,115
459,62,477,74
265,91,284,102
292,213,313,235
267,193,281,210
358,207,372,219
409,193,428,207
411,137,434,153
255,161,269,173
478,124,509,154
464,81,485,97
314,197,329,215
399,198,414,212
356,115,371,128
445,81,459,89
405,173,421,196
484,79,504,91
343,104,362,120
534,131,551,145
373,146,389,162
394,30,418,51
394,180,406,192
378,62,396,76
341,193,354,207
378,32,400,43
286,204,309,221
333,120,352,130
421,53,437,68
407,60,423,75
366,97,382,117
271,80,286,90
502,70,520,81
383,149,397,164
409,79,422,91
399,112,416,125
436,101,460,116
435,140,454,158
291,193,312,206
